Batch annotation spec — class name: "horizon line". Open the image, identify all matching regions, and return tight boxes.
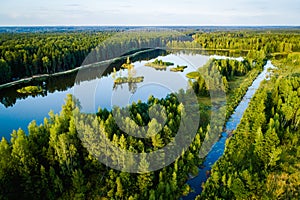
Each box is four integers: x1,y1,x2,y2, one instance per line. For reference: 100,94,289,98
1,24,300,27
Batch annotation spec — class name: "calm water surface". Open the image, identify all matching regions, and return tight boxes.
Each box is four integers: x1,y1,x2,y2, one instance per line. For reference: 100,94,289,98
0,52,212,139
0,52,273,200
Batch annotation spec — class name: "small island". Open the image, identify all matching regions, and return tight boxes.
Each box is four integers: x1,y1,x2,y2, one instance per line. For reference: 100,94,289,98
186,71,200,79
170,65,188,72
145,59,174,70
121,57,134,69
17,85,43,94
114,76,144,84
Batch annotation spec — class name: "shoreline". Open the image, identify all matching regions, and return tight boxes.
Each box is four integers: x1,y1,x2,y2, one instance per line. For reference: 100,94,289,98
182,61,274,199
0,48,162,90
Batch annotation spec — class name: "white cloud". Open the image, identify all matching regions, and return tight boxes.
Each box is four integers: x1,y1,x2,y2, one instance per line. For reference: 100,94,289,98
0,0,299,25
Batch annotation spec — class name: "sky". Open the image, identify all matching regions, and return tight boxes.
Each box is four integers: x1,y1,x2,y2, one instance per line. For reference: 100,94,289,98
0,0,299,26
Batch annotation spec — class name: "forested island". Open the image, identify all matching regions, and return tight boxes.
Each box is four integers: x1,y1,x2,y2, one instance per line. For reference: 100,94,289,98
113,57,144,91
145,59,174,70
0,27,299,200
170,65,188,72
114,76,144,84
16,85,43,94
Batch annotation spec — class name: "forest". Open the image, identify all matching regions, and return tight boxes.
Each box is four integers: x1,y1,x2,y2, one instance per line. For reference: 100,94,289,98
0,32,111,84
167,30,300,54
2,54,243,199
0,29,299,199
187,50,267,119
0,49,264,200
0,93,205,199
0,30,188,85
199,52,300,199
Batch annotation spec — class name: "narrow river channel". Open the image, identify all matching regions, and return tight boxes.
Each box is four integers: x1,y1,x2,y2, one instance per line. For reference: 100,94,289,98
182,61,275,200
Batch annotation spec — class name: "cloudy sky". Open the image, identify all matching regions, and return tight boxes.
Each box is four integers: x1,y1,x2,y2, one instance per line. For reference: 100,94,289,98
0,0,299,26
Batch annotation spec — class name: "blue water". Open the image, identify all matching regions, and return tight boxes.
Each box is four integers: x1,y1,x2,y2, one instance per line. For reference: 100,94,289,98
182,61,275,199
0,89,72,140
0,53,211,140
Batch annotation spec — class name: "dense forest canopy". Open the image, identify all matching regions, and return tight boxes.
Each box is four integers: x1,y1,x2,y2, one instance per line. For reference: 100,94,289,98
0,32,112,83
167,30,300,56
0,28,299,199
0,93,210,199
0,48,266,200
193,32,300,53
0,30,191,85
200,53,300,200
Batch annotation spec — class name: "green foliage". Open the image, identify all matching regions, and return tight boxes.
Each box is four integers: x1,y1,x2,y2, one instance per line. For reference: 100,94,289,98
170,65,187,72
200,55,300,199
0,92,209,199
145,59,174,70
16,85,43,94
187,57,266,104
193,31,300,53
186,71,200,79
1,30,299,199
0,58,11,84
0,32,111,83
121,57,134,69
114,76,144,84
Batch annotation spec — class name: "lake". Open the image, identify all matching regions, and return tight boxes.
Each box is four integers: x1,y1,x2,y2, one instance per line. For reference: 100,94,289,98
0,50,218,140
0,49,273,200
